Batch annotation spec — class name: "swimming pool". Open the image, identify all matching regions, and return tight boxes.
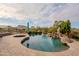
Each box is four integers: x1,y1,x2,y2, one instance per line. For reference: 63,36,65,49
22,35,69,52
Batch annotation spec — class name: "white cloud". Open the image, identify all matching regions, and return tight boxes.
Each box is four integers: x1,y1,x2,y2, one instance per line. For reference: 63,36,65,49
0,4,26,20
49,4,79,22
0,3,79,21
0,3,47,20
0,3,79,27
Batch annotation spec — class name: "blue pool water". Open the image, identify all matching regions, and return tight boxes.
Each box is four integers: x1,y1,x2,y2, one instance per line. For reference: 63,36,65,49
22,35,69,52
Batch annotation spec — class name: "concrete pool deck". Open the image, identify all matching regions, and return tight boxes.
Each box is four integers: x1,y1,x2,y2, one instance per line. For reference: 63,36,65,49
0,34,79,56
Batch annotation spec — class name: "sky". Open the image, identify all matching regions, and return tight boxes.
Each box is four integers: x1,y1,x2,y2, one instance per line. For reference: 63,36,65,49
0,3,79,28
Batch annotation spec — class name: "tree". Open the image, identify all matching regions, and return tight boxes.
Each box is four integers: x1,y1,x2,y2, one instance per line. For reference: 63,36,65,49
59,20,71,35
52,20,71,36
42,27,48,34
48,27,57,33
30,26,36,32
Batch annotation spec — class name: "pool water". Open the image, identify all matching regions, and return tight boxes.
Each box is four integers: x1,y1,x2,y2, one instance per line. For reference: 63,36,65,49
22,35,69,52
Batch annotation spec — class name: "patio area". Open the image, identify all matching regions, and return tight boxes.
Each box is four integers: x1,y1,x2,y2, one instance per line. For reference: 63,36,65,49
0,34,79,56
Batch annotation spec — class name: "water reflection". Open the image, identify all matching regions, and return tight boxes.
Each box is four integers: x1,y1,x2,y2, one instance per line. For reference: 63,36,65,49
23,35,69,52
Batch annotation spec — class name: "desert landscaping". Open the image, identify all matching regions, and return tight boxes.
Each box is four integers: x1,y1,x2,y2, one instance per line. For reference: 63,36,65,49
0,33,79,56
0,3,79,56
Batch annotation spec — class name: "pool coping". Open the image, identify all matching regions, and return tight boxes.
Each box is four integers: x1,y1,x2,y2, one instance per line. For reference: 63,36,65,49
0,34,79,56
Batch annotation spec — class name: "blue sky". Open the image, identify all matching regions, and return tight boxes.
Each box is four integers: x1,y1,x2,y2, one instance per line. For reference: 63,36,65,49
0,3,79,28
71,20,79,28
